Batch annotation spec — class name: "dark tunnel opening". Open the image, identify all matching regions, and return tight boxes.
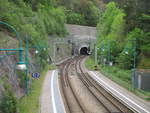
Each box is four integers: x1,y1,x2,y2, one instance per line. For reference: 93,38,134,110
80,47,89,55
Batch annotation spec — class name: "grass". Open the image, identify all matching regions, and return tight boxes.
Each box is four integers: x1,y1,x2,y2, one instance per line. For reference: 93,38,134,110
18,64,56,113
85,56,150,100
85,56,96,70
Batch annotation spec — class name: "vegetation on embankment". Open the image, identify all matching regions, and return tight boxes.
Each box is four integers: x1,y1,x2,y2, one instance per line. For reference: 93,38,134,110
0,0,66,51
85,57,150,100
85,56,95,70
0,80,18,113
86,0,150,100
0,0,66,112
18,65,56,113
96,1,150,69
0,0,66,72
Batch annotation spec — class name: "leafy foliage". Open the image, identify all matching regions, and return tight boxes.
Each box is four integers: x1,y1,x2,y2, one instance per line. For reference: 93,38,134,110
0,84,17,113
58,0,100,26
79,1,100,26
96,1,150,69
0,0,66,70
97,2,125,41
66,11,86,25
97,2,125,63
117,41,135,69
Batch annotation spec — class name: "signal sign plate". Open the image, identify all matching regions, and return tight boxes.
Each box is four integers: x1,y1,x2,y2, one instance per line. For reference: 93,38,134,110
31,72,40,78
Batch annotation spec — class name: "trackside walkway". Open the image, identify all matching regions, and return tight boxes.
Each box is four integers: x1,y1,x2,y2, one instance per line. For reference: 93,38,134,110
39,70,66,113
88,71,150,113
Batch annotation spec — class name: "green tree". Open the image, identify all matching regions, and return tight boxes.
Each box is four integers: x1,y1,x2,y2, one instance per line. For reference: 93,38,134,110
57,0,100,26
66,11,86,25
97,2,126,63
80,1,100,26
117,28,145,69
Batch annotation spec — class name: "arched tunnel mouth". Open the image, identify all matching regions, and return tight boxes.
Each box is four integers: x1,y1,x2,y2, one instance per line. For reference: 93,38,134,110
80,47,89,55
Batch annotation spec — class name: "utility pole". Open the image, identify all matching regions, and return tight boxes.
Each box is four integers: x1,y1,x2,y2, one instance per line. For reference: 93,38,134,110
25,37,29,94
95,45,97,65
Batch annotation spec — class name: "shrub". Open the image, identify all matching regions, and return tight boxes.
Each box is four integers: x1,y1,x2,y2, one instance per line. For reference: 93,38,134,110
117,28,143,69
0,84,17,113
66,11,86,25
17,70,26,88
83,1,100,26
59,0,100,26
117,51,133,69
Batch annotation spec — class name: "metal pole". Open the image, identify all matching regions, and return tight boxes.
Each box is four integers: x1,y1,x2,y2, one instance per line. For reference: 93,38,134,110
108,40,110,64
133,40,136,69
0,21,19,37
131,39,136,89
0,21,24,64
0,21,27,94
95,45,97,65
101,41,104,64
53,41,56,63
25,38,29,94
19,40,24,63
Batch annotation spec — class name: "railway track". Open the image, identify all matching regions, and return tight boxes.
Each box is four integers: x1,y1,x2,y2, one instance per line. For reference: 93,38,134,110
59,58,85,113
59,56,134,113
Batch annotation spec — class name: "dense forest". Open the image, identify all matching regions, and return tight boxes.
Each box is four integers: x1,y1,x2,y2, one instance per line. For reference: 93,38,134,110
96,0,150,69
56,0,101,26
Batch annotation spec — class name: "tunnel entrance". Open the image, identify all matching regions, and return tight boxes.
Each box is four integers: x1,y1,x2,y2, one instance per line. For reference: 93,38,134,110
80,47,89,55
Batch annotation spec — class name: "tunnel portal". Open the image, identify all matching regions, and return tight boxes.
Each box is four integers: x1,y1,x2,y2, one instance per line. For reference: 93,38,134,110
80,47,89,55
